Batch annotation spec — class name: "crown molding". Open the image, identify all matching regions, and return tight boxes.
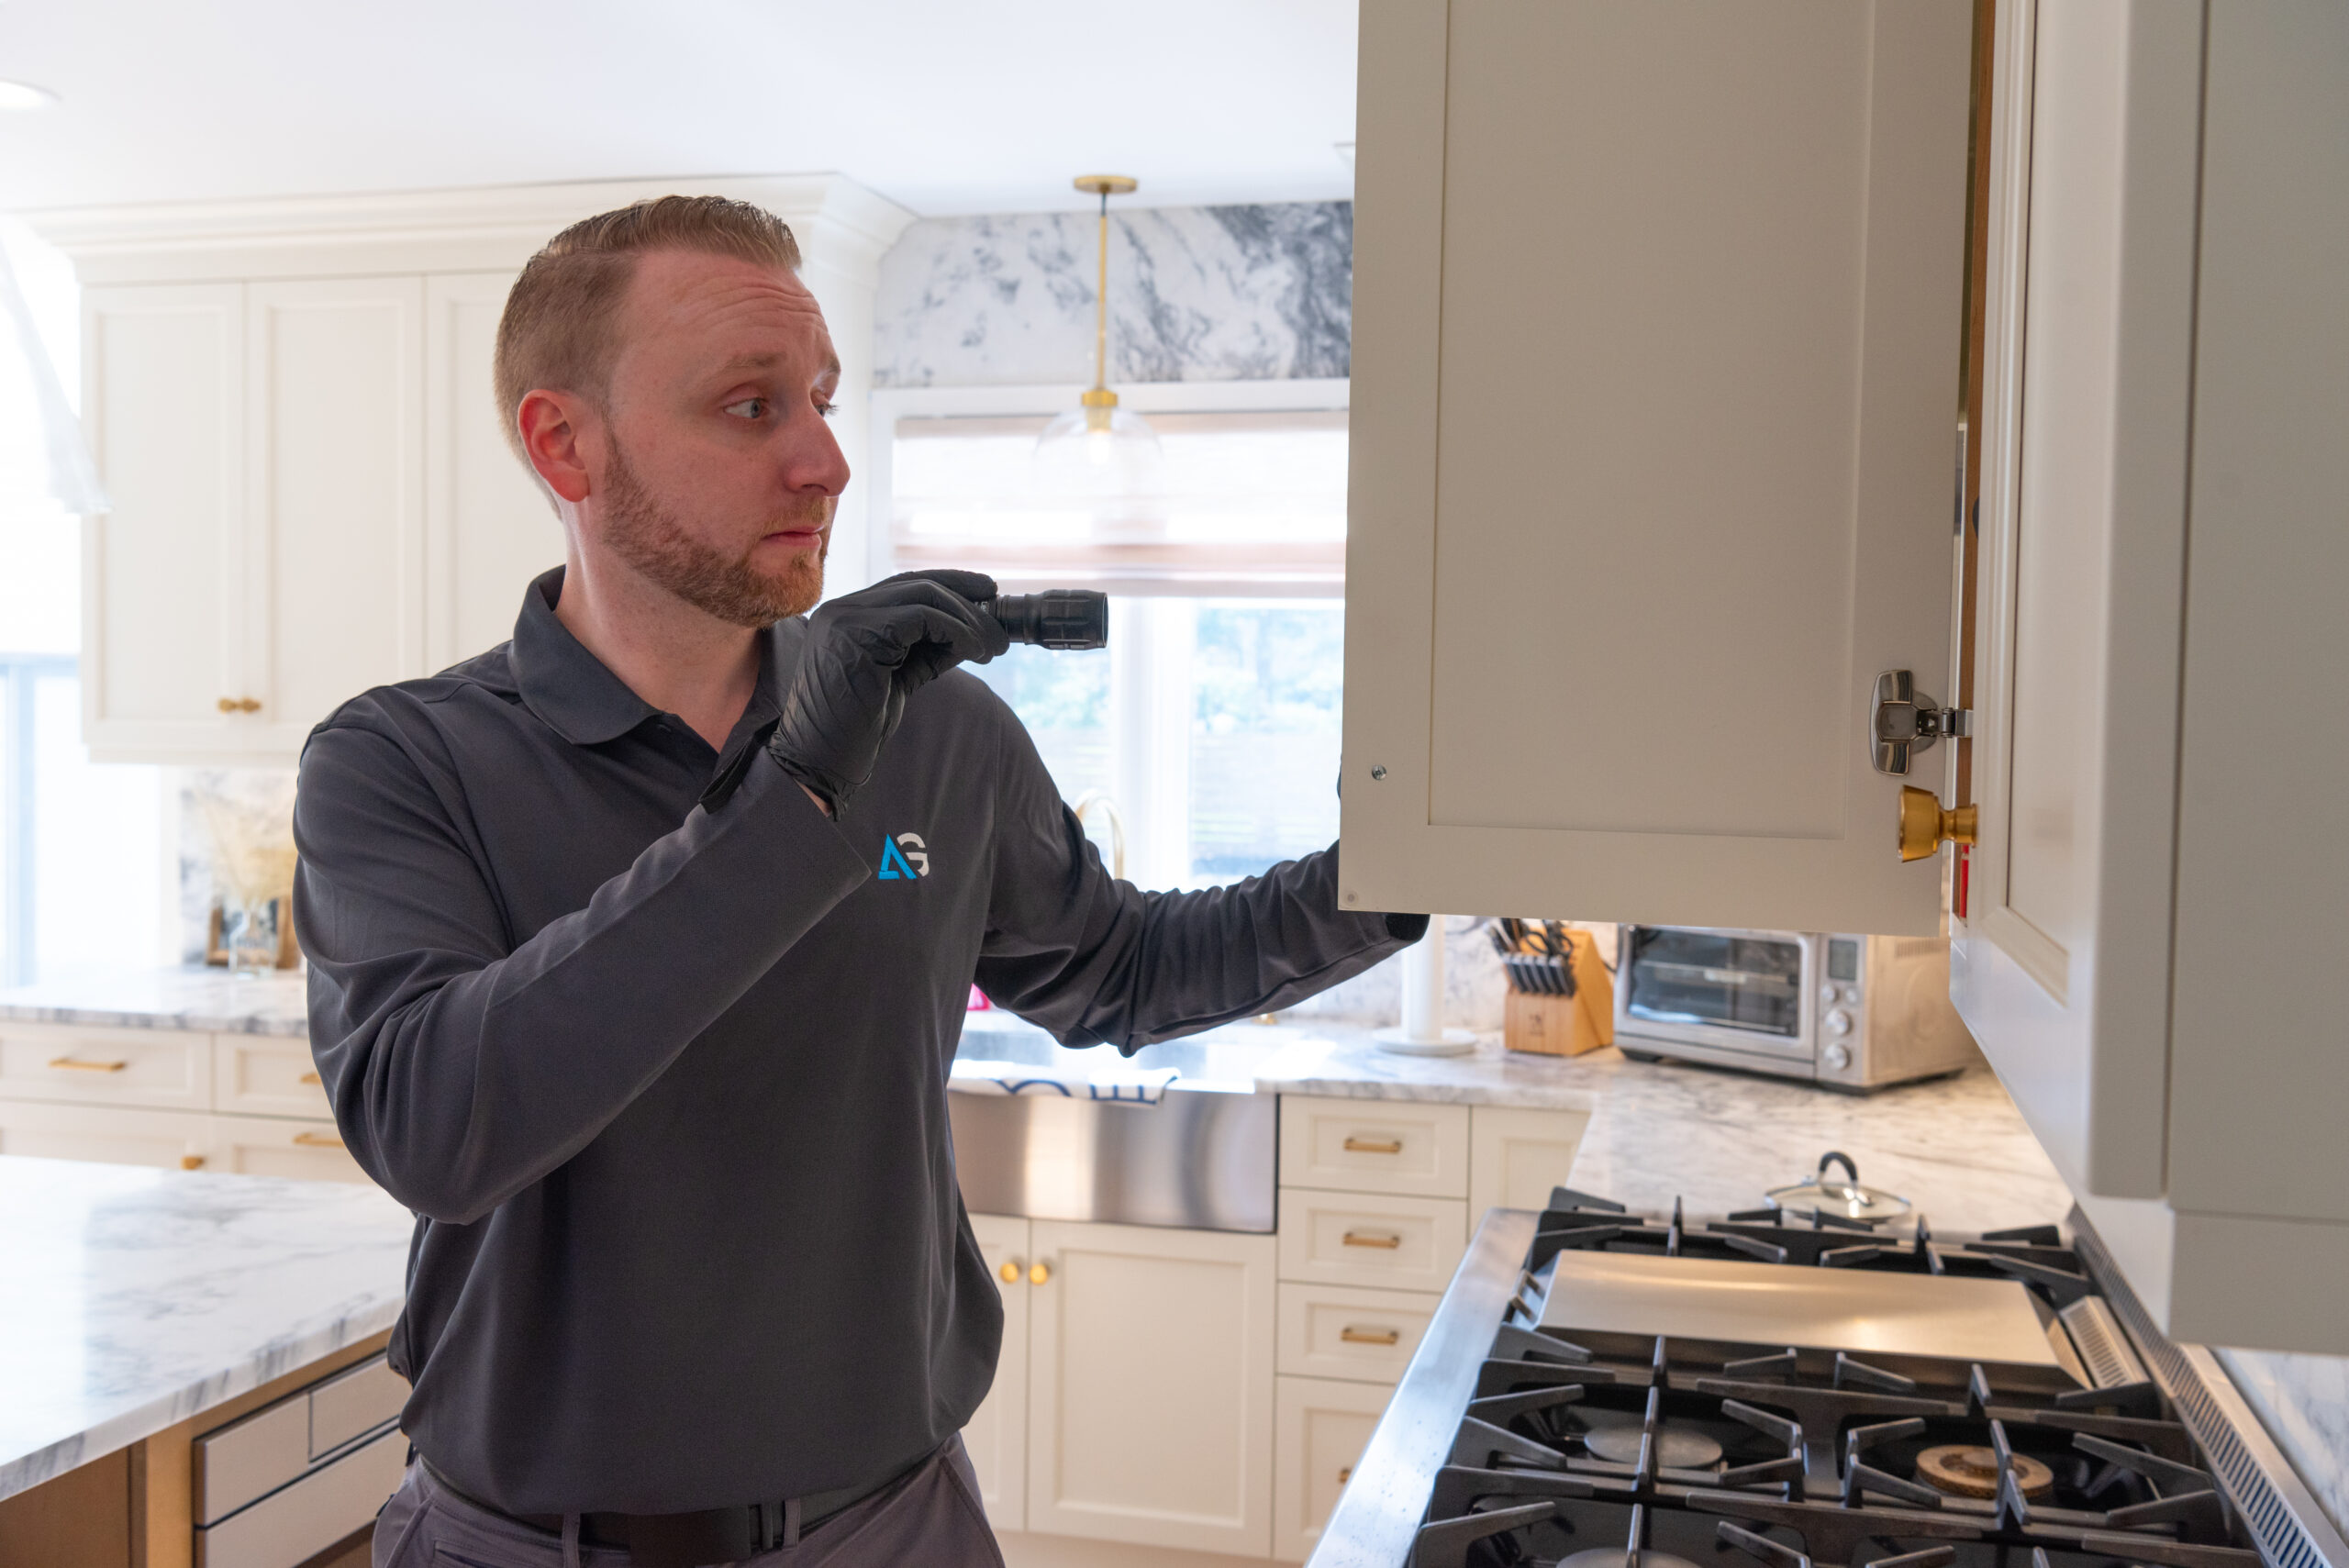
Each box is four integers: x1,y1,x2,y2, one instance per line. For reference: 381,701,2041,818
24,172,920,287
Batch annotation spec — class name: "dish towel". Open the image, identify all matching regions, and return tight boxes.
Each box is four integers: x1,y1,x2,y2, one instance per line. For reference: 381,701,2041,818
951,1059,1180,1105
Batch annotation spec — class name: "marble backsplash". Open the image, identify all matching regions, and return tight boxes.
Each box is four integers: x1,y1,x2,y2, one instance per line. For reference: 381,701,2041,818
874,202,1351,388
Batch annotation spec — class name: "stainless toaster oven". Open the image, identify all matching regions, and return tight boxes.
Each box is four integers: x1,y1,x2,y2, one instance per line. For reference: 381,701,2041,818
1611,927,1979,1091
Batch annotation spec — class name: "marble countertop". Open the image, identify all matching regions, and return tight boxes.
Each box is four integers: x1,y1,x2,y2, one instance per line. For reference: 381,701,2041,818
0,966,310,1037
0,1155,413,1504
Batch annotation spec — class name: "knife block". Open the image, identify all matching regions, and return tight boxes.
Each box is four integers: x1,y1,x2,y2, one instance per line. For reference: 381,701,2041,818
1503,940,1614,1058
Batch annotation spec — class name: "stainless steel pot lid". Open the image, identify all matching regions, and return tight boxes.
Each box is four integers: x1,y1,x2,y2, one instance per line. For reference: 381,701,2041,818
1765,1151,1912,1224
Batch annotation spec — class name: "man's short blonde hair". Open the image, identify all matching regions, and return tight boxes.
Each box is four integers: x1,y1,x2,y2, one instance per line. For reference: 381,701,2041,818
493,195,803,470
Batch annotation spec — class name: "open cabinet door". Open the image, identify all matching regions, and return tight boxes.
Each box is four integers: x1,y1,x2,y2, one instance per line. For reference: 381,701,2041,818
1950,0,2201,1205
1341,0,1976,936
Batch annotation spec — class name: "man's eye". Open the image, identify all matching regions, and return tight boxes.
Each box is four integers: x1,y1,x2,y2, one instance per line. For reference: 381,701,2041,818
817,401,841,420
723,397,769,419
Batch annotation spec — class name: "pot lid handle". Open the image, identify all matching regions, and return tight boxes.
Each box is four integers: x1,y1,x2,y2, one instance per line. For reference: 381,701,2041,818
1819,1151,1860,1184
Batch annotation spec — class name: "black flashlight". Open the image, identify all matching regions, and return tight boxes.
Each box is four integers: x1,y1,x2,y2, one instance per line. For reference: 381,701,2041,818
980,590,1110,651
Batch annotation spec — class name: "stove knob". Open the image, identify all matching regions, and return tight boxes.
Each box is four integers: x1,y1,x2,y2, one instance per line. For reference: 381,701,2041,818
1823,1041,1853,1071
1823,1008,1853,1037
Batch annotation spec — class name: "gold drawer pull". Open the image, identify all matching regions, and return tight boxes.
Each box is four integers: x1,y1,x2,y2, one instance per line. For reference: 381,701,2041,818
1339,1466,1353,1485
1342,1136,1404,1154
181,1155,206,1171
1341,1326,1400,1346
1341,1230,1403,1251
298,1071,323,1085
293,1130,345,1149
999,1261,1022,1284
217,696,262,714
49,1056,128,1073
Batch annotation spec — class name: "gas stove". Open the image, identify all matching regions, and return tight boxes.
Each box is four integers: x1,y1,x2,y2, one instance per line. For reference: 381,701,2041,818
1310,1178,2347,1568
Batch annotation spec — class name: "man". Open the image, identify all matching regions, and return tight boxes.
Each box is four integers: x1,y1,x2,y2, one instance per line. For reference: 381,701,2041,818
295,195,1422,1568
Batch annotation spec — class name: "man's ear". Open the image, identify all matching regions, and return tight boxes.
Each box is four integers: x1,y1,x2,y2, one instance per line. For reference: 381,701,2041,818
517,389,598,506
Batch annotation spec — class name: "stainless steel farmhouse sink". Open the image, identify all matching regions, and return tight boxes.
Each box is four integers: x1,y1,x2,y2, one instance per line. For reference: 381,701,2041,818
947,1019,1280,1233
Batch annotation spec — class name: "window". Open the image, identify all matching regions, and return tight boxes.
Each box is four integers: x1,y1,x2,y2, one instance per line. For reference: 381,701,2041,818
0,222,163,984
870,382,1349,890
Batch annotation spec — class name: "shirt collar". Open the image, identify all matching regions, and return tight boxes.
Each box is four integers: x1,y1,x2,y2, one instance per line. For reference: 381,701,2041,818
509,566,798,752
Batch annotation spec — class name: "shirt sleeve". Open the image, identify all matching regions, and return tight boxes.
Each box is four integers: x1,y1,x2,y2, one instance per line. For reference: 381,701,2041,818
973,700,1425,1052
293,709,872,1223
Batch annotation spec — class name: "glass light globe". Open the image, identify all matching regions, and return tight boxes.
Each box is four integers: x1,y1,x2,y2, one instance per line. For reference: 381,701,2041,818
1031,403,1168,531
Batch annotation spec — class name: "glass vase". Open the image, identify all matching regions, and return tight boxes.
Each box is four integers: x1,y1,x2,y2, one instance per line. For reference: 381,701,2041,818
222,895,280,978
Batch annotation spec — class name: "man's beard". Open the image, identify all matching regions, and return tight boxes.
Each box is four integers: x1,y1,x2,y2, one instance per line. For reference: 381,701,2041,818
598,433,829,627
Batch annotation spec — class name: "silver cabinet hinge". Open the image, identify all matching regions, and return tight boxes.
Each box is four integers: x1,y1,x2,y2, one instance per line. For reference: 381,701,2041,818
1872,670,1972,775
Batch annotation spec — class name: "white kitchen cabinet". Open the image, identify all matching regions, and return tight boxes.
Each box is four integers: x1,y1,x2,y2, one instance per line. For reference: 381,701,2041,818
1024,1219,1275,1556
79,284,248,759
1275,1189,1466,1296
38,175,917,766
1466,1106,1592,1221
1270,1375,1388,1563
207,1112,370,1184
1949,0,2349,1355
426,272,563,667
0,1099,209,1170
1342,0,1975,936
213,1033,335,1120
1276,1097,1467,1199
0,1019,208,1111
243,276,429,755
963,1212,1030,1533
1275,1283,1438,1386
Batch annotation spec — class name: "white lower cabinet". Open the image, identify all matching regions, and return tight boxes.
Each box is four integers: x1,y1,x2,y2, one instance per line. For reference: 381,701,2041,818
1272,1376,1391,1562
209,1113,369,1184
0,1098,210,1169
1275,1283,1439,1385
0,1022,372,1183
1467,1104,1595,1219
1024,1219,1276,1556
963,1213,1031,1532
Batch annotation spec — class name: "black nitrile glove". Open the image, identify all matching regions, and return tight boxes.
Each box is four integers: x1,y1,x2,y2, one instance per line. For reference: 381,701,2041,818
769,570,1011,813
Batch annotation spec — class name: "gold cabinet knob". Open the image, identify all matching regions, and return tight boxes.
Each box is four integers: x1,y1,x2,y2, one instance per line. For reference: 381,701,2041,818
1898,785,1977,863
180,1154,206,1170
1029,1262,1051,1285
999,1261,1021,1284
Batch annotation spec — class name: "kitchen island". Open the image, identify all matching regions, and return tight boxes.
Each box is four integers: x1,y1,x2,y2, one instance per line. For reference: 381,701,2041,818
0,1154,409,1566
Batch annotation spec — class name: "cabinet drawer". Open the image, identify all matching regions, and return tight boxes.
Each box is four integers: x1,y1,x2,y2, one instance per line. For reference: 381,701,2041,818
210,1115,372,1185
1468,1104,1594,1219
0,1098,210,1170
1276,1190,1467,1293
215,1035,333,1119
1272,1375,1392,1562
0,1021,209,1110
1276,1283,1441,1384
1278,1096,1468,1197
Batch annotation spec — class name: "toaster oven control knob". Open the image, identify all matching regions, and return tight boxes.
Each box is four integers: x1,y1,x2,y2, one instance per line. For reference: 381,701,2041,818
1820,984,1838,1005
1823,1008,1853,1038
1822,1041,1853,1071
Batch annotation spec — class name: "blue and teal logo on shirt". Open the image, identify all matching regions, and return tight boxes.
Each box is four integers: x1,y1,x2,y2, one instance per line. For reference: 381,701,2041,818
878,832,930,880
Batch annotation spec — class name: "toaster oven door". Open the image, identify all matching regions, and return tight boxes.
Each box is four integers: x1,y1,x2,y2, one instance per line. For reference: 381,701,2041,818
1618,927,1815,1062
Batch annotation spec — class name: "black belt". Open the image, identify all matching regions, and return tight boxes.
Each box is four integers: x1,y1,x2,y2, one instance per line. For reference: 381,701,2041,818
424,1450,929,1567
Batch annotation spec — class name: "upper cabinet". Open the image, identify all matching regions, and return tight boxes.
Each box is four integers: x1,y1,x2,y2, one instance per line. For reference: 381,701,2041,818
1954,0,2349,1355
1346,0,2349,1353
1342,0,1975,938
39,176,915,766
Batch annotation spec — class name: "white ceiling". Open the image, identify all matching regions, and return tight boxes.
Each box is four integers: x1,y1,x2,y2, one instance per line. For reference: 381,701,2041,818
0,0,1360,219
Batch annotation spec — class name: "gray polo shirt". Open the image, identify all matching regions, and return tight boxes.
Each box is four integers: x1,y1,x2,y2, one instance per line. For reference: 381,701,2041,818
293,569,1419,1518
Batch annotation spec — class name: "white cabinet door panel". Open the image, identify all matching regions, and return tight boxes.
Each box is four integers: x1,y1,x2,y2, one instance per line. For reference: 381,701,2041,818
1467,1106,1592,1220
1271,1375,1390,1563
1952,0,2201,1202
80,284,247,761
1025,1220,1274,1556
0,1100,209,1170
208,1114,371,1184
963,1212,1030,1533
425,272,562,668
1344,0,1972,935
245,276,427,751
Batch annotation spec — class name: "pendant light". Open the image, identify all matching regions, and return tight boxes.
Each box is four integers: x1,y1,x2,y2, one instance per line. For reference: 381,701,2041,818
1031,174,1165,528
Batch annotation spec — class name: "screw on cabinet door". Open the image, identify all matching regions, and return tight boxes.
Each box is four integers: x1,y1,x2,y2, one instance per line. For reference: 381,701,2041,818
998,1261,1021,1284
1369,765,1387,781
1029,1262,1051,1285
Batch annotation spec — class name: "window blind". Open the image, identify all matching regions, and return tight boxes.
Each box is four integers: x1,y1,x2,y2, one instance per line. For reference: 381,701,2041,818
888,407,1347,597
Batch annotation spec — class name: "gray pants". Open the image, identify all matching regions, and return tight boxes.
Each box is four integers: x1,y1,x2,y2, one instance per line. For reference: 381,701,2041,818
372,1441,1006,1568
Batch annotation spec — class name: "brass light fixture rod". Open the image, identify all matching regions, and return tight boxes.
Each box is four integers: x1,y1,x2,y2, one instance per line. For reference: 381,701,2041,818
1073,174,1138,425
